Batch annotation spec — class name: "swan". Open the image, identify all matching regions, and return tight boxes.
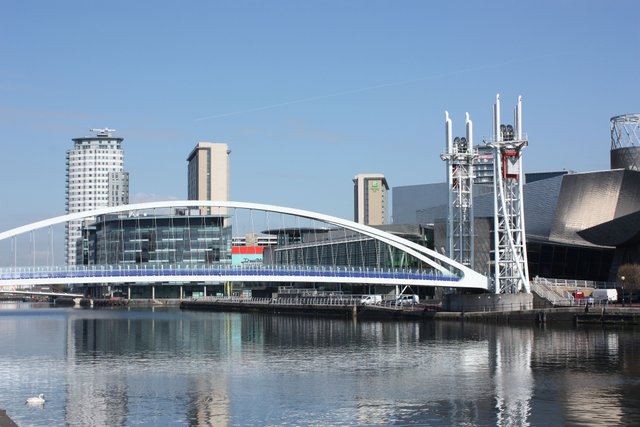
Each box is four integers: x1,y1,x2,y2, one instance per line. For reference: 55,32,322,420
25,394,45,405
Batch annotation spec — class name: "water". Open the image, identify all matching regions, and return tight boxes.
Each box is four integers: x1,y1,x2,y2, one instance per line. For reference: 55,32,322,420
1,303,639,426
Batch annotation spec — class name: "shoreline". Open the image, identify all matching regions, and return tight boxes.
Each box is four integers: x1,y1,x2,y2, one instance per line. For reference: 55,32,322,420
44,297,640,326
180,299,640,325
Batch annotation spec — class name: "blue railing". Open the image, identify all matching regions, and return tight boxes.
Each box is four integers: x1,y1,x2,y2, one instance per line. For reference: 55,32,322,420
0,264,460,283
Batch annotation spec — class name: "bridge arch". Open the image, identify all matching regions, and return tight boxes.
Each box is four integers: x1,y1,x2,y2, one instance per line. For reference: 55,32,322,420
0,200,488,289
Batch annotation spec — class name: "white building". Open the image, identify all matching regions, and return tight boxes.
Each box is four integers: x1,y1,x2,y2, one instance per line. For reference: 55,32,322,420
65,128,129,265
187,142,231,215
353,173,389,226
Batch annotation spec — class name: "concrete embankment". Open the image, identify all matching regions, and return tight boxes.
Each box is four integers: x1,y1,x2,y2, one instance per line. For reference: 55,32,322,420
181,299,440,320
181,300,640,325
437,306,640,325
0,409,19,427
82,298,183,308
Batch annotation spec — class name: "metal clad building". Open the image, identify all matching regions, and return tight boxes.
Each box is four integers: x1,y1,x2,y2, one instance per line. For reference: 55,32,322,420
400,171,626,281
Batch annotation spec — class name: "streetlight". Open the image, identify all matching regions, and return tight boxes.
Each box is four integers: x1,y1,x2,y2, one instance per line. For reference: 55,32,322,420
621,276,625,306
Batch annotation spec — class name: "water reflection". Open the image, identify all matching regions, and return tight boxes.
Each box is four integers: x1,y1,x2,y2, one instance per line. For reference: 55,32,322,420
0,306,639,426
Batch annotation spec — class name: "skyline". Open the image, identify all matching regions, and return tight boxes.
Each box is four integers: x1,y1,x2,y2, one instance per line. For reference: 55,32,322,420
1,0,639,233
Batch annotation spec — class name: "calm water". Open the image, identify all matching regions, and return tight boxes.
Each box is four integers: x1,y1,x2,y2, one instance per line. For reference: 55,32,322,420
1,303,639,427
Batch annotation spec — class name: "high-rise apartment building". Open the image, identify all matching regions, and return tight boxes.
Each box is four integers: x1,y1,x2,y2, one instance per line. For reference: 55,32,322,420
65,128,129,265
187,142,231,215
353,173,389,225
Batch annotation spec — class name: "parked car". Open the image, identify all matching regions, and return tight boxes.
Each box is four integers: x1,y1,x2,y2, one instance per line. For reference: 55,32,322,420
395,295,419,306
360,295,382,305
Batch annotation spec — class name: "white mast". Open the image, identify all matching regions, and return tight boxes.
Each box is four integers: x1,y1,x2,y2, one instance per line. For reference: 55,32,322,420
441,111,476,268
488,94,530,293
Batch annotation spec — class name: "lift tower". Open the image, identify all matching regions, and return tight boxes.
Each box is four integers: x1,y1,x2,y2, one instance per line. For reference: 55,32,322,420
486,94,530,293
441,112,476,268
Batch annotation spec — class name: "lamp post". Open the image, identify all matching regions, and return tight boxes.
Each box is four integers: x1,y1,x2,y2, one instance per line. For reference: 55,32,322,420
621,276,625,307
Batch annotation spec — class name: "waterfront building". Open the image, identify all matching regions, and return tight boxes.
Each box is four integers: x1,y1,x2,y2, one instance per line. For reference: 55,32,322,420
82,212,231,265
393,114,640,282
263,223,435,297
392,183,493,225
267,224,431,270
353,173,389,225
65,128,129,265
79,211,232,298
187,142,231,216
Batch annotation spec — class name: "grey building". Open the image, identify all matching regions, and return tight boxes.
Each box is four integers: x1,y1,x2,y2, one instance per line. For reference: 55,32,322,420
394,164,640,282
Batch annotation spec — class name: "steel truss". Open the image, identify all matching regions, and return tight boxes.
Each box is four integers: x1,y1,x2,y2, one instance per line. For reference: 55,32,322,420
441,112,476,268
488,95,530,294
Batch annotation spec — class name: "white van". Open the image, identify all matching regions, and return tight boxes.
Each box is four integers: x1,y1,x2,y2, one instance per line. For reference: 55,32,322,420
360,295,382,305
395,295,419,306
592,288,618,303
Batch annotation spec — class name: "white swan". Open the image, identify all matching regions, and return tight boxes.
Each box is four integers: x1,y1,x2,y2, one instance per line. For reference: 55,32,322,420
25,394,45,405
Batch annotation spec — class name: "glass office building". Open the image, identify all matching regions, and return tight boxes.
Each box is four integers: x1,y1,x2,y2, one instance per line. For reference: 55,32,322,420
80,214,232,265
267,225,432,270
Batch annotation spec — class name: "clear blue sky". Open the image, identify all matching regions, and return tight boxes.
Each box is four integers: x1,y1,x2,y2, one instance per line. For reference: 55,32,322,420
1,0,638,232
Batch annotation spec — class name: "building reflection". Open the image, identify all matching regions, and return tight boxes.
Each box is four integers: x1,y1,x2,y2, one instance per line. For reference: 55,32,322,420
349,322,534,426
50,310,638,426
62,310,238,427
187,375,230,427
493,327,534,427
530,327,625,426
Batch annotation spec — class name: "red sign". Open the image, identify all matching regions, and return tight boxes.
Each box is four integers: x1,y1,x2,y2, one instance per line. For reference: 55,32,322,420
232,246,264,255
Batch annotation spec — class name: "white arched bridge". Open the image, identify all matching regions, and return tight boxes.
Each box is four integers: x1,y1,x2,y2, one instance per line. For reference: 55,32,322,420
0,201,489,295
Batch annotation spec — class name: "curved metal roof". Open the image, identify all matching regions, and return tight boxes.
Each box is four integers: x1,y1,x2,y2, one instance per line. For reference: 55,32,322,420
577,210,640,247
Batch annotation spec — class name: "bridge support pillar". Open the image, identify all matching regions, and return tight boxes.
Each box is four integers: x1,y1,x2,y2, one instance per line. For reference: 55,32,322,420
127,286,131,300
180,286,183,300
151,286,155,299
204,285,207,297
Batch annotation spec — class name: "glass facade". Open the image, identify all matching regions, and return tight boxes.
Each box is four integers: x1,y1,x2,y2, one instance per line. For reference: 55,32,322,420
526,240,614,281
81,214,232,265
270,228,431,270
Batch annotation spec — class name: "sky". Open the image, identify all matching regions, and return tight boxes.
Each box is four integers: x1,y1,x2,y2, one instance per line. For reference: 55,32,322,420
1,0,638,237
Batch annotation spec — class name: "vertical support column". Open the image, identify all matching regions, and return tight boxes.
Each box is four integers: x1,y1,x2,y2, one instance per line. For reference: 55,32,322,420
151,285,155,299
465,112,475,269
441,111,476,268
489,94,530,294
445,112,454,258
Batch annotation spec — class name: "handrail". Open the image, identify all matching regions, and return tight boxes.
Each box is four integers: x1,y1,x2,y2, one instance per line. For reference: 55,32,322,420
0,263,461,283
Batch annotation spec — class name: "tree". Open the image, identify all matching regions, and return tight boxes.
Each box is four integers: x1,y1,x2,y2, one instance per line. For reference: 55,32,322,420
617,264,640,303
